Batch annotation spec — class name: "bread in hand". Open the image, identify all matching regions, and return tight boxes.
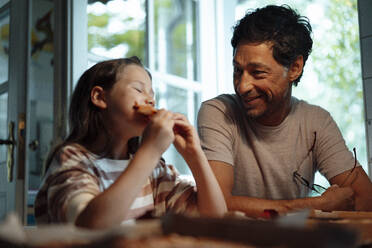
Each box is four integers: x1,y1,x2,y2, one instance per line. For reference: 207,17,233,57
134,102,157,116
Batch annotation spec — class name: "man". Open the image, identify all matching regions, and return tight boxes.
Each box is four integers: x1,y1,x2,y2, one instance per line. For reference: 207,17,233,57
197,5,372,217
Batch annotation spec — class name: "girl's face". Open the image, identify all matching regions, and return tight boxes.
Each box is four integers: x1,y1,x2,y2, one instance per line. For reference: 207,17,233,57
104,64,154,137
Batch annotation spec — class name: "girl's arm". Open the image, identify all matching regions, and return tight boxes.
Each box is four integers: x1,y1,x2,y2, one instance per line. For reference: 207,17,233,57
74,143,162,228
173,114,227,217
75,110,176,229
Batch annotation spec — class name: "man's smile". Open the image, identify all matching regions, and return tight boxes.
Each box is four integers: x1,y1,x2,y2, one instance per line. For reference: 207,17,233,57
242,95,262,105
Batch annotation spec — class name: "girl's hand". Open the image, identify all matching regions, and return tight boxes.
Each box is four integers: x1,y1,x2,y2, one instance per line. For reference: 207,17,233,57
172,113,228,217
141,109,175,156
172,113,202,158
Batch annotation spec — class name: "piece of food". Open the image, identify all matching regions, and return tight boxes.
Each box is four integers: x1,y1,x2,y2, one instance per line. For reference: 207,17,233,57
134,102,157,116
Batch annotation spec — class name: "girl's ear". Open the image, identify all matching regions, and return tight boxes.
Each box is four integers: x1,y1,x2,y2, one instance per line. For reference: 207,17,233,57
91,86,107,109
288,55,304,82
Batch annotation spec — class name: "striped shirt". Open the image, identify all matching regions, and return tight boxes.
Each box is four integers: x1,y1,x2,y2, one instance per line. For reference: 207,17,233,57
34,145,197,224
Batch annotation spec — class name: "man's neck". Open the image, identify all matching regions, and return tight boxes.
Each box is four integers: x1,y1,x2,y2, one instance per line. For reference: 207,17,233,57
256,90,293,127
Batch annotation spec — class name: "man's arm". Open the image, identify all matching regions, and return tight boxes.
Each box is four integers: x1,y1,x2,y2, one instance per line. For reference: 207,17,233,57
330,166,372,211
210,160,355,217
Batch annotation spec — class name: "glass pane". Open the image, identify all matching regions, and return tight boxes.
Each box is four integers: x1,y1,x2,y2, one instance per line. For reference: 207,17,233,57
27,0,55,225
154,81,201,175
154,0,198,80
87,0,146,64
161,85,188,115
0,92,7,164
236,0,365,186
0,4,9,84
0,1,9,168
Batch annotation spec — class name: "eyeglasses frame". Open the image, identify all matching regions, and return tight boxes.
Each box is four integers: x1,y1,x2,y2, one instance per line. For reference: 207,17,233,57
293,132,357,194
293,132,326,194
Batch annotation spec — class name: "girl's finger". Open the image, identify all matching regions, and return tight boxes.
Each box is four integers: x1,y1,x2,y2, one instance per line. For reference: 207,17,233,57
173,120,194,136
151,109,173,122
172,112,188,121
173,119,190,128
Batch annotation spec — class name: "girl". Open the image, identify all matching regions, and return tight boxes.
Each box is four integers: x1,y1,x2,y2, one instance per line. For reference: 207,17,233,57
34,56,226,229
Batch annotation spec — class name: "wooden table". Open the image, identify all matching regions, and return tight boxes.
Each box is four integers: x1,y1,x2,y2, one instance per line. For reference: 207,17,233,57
308,210,372,246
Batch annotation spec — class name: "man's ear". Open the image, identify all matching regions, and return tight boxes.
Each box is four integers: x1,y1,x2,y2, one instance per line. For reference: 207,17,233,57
288,56,304,82
91,86,107,109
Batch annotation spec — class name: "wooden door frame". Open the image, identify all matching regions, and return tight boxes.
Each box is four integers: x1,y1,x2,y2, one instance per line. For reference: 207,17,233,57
53,0,87,146
8,0,30,223
3,0,88,224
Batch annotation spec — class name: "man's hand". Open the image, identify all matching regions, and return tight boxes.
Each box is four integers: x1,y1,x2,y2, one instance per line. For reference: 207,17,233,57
330,166,372,211
319,185,355,212
209,161,360,217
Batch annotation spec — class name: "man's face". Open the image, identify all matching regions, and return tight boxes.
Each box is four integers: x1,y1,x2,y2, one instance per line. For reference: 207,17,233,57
233,41,293,126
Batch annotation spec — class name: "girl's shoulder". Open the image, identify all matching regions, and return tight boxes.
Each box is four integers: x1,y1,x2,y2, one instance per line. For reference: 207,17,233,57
56,143,93,164
46,143,96,175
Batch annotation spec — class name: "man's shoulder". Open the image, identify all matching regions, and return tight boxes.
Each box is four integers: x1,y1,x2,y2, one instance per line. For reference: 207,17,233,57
201,94,241,111
292,98,333,129
294,98,330,117
204,93,238,103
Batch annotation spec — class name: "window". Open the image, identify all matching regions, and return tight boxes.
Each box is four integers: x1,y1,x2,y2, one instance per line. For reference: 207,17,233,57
0,2,9,165
87,0,200,174
87,0,146,63
236,0,366,187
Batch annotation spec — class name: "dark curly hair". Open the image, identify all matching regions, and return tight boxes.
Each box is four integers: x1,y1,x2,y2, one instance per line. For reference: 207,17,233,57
231,5,313,86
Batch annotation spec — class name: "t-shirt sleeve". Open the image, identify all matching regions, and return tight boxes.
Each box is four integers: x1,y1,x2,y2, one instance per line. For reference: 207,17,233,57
197,99,235,166
34,146,101,224
151,160,198,217
314,108,357,180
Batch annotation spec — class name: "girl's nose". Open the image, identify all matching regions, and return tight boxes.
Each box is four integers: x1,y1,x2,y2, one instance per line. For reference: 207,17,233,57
146,99,155,106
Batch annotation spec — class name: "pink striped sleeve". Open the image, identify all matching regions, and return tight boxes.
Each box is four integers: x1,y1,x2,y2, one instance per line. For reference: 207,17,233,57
151,159,198,217
34,145,101,224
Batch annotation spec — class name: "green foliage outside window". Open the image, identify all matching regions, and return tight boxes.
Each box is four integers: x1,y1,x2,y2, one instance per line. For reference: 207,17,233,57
87,3,146,62
311,0,363,139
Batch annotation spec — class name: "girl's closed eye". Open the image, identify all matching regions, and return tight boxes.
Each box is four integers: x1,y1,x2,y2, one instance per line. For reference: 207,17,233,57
134,87,142,93
131,82,144,93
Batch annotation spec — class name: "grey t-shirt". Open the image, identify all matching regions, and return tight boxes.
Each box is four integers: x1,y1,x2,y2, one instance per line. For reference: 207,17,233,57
197,94,356,200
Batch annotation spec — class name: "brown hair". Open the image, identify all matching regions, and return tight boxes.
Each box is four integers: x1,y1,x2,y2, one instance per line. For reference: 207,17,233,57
231,5,312,86
45,56,150,172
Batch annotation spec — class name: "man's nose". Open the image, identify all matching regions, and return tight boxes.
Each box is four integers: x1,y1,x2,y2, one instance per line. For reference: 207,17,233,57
236,74,254,94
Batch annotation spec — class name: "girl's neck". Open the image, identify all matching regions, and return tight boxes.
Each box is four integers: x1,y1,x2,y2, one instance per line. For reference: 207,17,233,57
87,134,131,160
109,139,130,160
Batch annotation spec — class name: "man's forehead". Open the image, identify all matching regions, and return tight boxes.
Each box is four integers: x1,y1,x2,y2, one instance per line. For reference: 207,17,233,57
235,40,274,51
233,41,275,63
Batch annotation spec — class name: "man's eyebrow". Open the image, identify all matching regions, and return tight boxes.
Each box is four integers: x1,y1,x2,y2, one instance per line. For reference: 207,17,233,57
233,60,271,71
251,62,271,71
